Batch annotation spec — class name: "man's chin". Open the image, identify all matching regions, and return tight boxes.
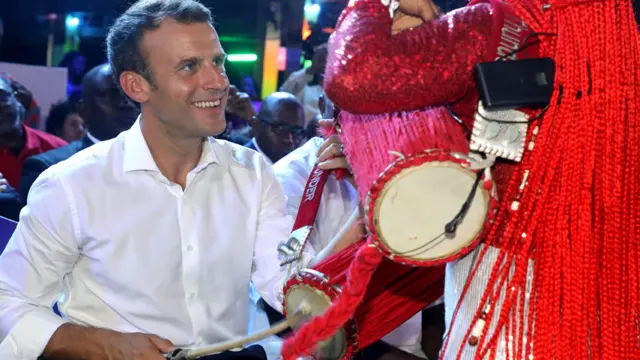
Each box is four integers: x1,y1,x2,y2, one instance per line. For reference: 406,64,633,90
202,121,227,138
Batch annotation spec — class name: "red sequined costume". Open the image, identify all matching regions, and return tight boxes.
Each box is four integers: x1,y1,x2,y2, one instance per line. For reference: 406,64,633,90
282,0,640,358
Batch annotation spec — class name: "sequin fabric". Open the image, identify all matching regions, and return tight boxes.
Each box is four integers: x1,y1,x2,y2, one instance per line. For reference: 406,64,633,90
324,0,496,115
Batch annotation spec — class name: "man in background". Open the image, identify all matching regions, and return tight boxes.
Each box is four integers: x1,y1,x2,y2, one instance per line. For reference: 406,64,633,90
245,92,305,164
18,63,139,201
279,44,327,128
0,76,66,191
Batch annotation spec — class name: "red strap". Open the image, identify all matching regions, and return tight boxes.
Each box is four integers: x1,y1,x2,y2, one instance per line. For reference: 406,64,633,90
291,165,331,231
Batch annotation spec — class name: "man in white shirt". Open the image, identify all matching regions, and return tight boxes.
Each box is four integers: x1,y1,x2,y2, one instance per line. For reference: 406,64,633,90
279,44,327,128
272,110,426,357
0,1,319,359
244,92,305,165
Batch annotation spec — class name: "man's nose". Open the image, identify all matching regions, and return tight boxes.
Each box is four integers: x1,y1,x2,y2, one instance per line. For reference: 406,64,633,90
282,132,295,145
202,65,229,91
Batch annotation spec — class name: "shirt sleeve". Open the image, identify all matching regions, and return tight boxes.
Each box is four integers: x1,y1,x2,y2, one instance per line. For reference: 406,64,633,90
251,158,315,314
0,171,80,359
279,69,309,96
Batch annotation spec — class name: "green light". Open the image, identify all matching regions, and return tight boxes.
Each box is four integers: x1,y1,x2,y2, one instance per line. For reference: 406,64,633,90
227,54,258,62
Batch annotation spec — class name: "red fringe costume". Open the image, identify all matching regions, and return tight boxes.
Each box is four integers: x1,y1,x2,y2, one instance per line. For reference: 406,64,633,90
282,0,640,358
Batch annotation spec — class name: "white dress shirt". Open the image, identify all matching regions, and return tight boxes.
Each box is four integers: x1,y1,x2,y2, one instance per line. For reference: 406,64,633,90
273,137,425,357
0,120,308,359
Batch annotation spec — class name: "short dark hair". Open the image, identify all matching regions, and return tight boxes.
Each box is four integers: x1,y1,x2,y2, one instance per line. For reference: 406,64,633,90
46,100,76,136
106,0,213,95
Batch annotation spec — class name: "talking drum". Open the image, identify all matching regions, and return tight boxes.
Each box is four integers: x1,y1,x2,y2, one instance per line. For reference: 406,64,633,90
339,107,498,267
283,240,445,360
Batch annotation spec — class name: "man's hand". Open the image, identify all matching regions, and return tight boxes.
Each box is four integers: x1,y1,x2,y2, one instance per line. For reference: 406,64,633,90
0,172,7,193
398,0,442,22
392,12,425,34
226,85,257,122
103,331,175,360
42,323,175,360
392,0,442,34
316,120,355,188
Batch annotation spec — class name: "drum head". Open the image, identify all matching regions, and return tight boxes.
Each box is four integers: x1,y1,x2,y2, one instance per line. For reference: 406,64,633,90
373,161,490,262
285,284,348,359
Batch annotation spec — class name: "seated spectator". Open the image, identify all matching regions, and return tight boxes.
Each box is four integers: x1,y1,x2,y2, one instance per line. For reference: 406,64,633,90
245,92,305,164
0,76,66,190
59,51,87,100
45,100,86,143
19,63,139,201
0,73,41,128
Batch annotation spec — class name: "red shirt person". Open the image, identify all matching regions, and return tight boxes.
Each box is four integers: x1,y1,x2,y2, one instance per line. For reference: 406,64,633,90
0,76,66,189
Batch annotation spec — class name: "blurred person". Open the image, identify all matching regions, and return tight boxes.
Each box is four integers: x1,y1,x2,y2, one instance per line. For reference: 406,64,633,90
0,73,41,128
19,63,139,201
0,76,66,190
279,44,327,127
241,75,259,100
45,100,86,143
58,51,87,99
245,92,305,164
219,85,255,144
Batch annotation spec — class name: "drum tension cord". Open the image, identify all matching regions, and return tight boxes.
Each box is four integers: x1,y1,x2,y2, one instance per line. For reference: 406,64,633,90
445,168,485,235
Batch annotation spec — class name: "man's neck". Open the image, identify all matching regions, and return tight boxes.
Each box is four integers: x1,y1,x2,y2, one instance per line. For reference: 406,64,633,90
140,114,203,189
0,122,25,153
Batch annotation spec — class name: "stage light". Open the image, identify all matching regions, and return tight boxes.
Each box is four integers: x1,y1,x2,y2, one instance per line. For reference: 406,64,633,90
304,4,321,14
66,16,80,29
227,54,258,62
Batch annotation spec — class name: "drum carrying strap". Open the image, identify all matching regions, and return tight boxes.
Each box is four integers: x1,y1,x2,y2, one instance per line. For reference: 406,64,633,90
277,164,331,267
278,121,349,267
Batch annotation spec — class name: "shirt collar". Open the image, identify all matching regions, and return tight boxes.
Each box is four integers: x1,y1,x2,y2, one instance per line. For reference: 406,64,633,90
123,117,219,173
85,132,101,144
22,123,41,151
252,137,273,165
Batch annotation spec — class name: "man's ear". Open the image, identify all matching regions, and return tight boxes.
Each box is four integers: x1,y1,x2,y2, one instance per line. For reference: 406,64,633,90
119,71,151,105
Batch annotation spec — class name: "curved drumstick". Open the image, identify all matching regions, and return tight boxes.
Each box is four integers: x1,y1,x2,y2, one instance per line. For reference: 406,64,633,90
164,308,309,360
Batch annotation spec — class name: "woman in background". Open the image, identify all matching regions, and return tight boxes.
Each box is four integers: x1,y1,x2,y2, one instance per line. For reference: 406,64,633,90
45,100,85,143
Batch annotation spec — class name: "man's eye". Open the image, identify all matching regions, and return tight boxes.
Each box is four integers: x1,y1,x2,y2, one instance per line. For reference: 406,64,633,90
182,63,196,71
214,58,226,67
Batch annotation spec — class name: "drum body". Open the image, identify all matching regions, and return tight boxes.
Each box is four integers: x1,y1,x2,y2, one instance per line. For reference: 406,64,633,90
283,241,445,359
339,108,498,266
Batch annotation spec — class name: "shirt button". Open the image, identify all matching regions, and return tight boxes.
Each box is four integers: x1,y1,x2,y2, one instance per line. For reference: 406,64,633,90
187,245,194,252
189,292,195,299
